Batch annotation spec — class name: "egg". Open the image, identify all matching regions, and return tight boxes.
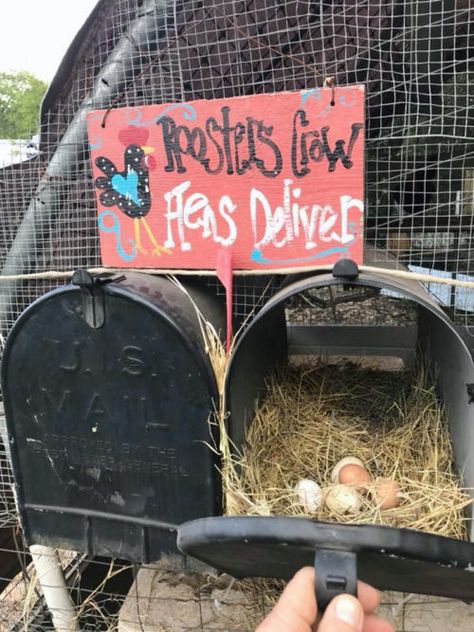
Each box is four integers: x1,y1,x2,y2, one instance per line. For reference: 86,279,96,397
339,464,372,489
295,479,323,513
331,457,365,483
255,500,272,516
372,478,401,510
325,484,362,514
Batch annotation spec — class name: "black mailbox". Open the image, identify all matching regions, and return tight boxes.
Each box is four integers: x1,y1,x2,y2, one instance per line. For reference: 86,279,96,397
2,272,223,562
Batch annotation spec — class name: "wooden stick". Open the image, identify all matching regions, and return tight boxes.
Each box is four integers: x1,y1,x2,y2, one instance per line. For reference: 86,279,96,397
0,265,473,289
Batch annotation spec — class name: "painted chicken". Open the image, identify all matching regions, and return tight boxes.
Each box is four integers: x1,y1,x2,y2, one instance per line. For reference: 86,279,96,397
94,132,168,256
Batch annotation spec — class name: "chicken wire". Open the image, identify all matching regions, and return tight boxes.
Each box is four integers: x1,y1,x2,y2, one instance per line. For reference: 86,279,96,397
0,0,472,331
0,0,472,627
0,551,273,631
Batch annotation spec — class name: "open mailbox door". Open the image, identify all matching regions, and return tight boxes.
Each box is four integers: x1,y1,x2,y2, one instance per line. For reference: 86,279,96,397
178,516,474,611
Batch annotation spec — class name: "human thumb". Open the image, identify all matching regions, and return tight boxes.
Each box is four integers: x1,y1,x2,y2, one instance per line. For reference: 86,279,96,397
317,594,364,632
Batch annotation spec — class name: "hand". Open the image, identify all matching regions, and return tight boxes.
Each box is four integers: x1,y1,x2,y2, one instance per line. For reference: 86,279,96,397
256,567,394,632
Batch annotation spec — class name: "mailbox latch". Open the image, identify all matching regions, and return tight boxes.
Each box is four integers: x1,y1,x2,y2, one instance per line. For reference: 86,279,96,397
314,548,358,612
71,269,125,328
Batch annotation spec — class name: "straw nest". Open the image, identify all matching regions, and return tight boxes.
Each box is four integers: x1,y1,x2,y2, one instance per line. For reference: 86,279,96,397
222,359,472,540
171,277,471,540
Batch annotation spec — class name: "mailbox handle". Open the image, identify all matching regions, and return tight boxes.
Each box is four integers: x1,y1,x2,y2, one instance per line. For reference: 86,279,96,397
72,269,125,328
314,549,358,612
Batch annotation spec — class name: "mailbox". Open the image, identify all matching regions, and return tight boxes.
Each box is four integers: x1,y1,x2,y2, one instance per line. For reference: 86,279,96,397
2,272,224,562
178,264,474,604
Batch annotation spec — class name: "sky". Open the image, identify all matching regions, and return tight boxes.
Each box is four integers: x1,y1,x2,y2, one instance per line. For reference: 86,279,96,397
0,0,99,83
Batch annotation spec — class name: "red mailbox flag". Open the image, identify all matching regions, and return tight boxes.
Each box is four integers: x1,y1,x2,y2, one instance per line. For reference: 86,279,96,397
216,248,233,353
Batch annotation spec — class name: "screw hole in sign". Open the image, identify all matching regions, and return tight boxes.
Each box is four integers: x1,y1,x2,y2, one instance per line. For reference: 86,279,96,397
324,76,336,107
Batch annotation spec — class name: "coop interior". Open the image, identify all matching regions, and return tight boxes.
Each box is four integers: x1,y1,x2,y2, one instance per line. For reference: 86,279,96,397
0,0,472,629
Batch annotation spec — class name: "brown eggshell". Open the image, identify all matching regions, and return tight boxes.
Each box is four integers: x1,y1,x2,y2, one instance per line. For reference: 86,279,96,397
338,464,372,488
330,457,365,483
373,478,401,510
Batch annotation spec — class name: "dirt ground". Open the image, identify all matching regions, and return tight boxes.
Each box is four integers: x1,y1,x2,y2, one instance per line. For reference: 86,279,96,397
118,566,474,632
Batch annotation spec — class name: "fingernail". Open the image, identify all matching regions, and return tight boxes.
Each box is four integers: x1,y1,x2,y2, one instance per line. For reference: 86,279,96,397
334,596,363,630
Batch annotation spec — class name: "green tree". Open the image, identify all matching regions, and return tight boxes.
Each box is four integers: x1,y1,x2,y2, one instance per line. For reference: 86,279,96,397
0,71,48,139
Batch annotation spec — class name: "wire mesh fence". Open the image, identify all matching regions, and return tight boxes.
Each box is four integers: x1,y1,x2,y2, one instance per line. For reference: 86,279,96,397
0,0,472,331
0,0,472,627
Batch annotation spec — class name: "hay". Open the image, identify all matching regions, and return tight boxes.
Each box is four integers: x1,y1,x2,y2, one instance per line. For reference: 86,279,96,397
223,359,472,540
170,277,472,540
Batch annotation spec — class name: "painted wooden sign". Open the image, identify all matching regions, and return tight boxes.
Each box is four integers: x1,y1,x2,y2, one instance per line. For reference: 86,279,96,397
87,87,365,271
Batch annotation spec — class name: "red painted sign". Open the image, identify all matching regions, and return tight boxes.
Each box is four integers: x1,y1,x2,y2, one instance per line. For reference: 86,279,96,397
87,87,365,271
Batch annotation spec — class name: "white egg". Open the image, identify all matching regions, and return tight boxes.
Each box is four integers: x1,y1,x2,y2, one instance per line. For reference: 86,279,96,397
331,457,365,483
295,479,323,513
255,500,272,516
325,484,362,514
